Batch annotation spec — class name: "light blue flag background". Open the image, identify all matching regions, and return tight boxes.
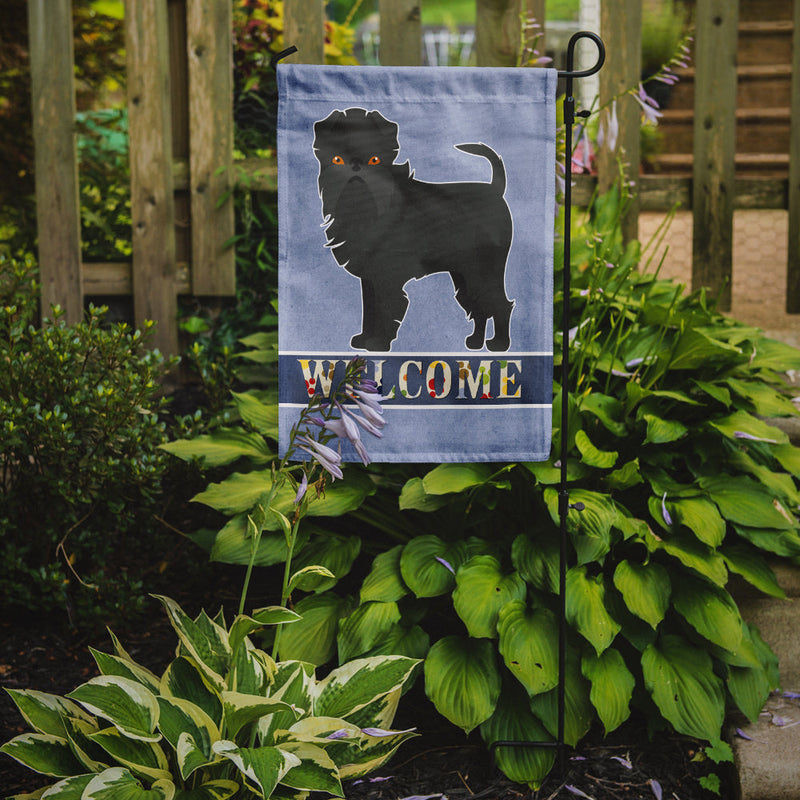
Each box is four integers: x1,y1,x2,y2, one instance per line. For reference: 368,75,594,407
278,64,557,462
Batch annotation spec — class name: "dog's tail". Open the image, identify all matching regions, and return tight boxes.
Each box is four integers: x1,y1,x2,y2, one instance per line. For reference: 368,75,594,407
455,143,506,195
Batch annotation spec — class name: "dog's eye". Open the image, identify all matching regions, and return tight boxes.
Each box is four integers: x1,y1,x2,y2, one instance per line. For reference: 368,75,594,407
331,155,344,165
368,156,381,165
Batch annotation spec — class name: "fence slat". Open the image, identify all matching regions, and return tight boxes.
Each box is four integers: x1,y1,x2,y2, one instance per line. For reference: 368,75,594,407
475,0,537,67
284,0,325,64
787,0,800,312
187,0,235,295
692,0,739,311
598,0,641,243
126,0,179,355
28,0,83,324
379,0,421,66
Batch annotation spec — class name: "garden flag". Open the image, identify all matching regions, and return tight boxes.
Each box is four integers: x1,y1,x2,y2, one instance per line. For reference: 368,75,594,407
277,64,557,462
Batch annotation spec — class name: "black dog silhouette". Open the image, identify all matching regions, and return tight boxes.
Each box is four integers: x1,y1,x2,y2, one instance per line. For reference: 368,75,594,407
313,108,514,352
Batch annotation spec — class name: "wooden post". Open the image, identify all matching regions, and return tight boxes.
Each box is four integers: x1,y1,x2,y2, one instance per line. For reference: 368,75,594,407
28,0,83,324
598,0,641,244
283,0,325,64
187,0,235,295
379,0,421,66
475,0,539,68
126,0,179,355
787,0,800,313
692,0,738,311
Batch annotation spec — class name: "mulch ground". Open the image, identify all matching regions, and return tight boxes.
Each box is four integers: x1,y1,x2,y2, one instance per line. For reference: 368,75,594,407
0,580,731,800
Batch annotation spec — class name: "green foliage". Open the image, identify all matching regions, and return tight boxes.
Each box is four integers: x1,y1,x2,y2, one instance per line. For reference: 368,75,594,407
0,596,420,799
0,254,174,622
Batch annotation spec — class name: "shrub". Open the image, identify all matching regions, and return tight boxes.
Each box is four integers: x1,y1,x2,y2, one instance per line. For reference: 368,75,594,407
0,253,174,623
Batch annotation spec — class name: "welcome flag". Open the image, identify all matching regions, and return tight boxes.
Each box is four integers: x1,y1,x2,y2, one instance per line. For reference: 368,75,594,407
277,64,557,462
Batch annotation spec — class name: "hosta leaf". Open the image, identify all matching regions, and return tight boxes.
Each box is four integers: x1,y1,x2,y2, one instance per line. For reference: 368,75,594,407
82,767,174,799
212,741,299,797
291,535,361,592
337,601,402,663
172,780,239,800
612,560,670,629
480,681,555,789
575,429,618,468
727,664,772,724
276,741,343,796
399,536,468,598
581,649,635,734
362,624,430,660
398,477,451,512
699,475,797,529
643,414,688,444
543,488,617,540
733,524,800,558
258,663,316,745
192,471,278,515
724,378,799,417
748,337,800,371
421,463,493,494
4,690,93,737
277,592,352,665
668,328,743,370
721,543,786,598
89,650,161,694
159,428,272,467
497,601,558,696
528,650,593,747
606,459,644,491
667,496,726,547
709,409,788,445
209,515,304,567
772,443,800,477
156,696,219,770
511,534,559,593
228,609,299,657
175,732,215,782
231,391,279,437
647,528,728,586
672,575,743,653
0,733,85,777
221,692,297,740
88,727,170,782
580,392,627,436
424,636,501,733
314,656,420,720
160,658,222,727
566,567,621,655
641,634,725,741
360,545,409,603
452,556,526,639
67,677,160,742
38,774,94,798
331,726,418,780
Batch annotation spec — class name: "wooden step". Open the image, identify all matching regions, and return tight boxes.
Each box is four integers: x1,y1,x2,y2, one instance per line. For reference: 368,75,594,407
738,0,794,22
737,20,794,66
649,152,789,178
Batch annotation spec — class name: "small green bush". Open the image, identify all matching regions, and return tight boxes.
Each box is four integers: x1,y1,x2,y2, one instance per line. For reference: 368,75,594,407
0,253,174,623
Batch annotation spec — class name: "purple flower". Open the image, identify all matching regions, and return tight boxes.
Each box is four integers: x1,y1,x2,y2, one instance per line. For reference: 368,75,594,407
611,755,632,769
633,83,662,125
734,431,779,444
334,401,370,466
293,472,308,504
326,729,351,740
649,779,663,800
362,726,416,737
661,492,673,526
735,727,755,741
298,435,343,480
565,786,595,799
435,556,455,574
598,100,619,152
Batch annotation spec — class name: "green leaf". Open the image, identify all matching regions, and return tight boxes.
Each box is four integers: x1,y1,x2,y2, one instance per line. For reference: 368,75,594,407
693,380,732,407
721,543,786,598
276,741,343,796
606,458,644,491
699,474,797,530
424,637,501,733
727,663,772,724
173,780,239,800
647,528,728,586
88,727,171,782
89,650,161,694
160,428,272,467
221,692,297,740
231,391,279,437
399,536,468,598
67,676,160,742
208,515,301,567
452,556,526,639
642,634,725,741
192,470,276,515
4,690,93,737
421,463,493,494
581,649,635,734
277,592,352,665
566,566,621,655
668,328,743,371
772,443,800,477
580,392,627,436
511,533,559,593
82,768,174,799
337,601,402,662
228,609,299,656
361,624,430,660
669,496,726,548
398,477,451,512
156,697,219,778
733,524,800,558
672,575,743,652
643,414,687,444
725,378,799,417
497,601,558,696
291,535,361,592
612,560,670,629
30,773,94,798
748,337,800,371
0,733,85,777
708,410,788,445
159,658,222,728
479,681,555,789
360,545,409,603
575,429,618,468
212,741,299,797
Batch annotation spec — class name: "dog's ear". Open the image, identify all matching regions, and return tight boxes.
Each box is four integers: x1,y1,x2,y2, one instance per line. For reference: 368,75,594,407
314,110,347,140
365,110,400,155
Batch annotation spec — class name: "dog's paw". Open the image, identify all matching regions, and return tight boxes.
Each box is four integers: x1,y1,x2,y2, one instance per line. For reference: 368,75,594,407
465,331,485,350
351,333,392,352
486,334,511,352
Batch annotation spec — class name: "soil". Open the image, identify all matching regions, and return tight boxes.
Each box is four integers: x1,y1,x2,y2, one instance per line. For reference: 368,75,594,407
0,577,732,800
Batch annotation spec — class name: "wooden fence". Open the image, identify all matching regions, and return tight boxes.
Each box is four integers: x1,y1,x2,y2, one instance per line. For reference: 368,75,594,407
28,0,800,355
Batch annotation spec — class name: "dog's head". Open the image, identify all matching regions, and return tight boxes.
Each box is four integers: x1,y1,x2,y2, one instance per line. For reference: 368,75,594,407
313,108,407,224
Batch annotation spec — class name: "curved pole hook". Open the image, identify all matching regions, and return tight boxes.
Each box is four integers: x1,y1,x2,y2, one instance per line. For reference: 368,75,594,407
558,31,606,80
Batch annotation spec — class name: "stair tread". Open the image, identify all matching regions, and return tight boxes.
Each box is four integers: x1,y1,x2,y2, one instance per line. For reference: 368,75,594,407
656,153,790,164
660,107,791,122
738,20,794,33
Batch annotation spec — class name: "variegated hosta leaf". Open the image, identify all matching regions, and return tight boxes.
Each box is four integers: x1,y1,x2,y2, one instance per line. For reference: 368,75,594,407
0,732,85,777
156,696,219,777
496,601,559,697
154,596,231,690
90,649,161,694
81,767,175,799
4,689,93,737
61,716,107,773
212,741,300,798
335,726,418,781
360,545,409,603
275,741,344,796
313,656,420,721
66,676,160,742
283,716,363,747
565,566,621,655
171,779,240,800
160,657,222,727
39,773,94,798
642,634,725,741
424,636,501,734
88,727,171,782
231,641,275,696
228,610,298,658
480,681,555,790
221,691,299,740
581,648,635,735
612,560,670,629
337,601,401,663
452,556,526,639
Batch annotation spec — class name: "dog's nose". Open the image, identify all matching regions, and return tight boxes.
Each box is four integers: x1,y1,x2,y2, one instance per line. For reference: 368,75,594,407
350,158,362,172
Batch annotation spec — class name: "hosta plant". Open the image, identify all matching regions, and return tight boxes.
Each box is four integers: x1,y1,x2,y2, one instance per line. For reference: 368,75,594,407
1,595,419,800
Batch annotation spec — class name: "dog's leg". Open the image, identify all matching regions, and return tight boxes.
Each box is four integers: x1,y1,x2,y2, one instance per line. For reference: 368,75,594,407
465,315,487,350
351,278,378,350
486,298,514,352
351,279,407,351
